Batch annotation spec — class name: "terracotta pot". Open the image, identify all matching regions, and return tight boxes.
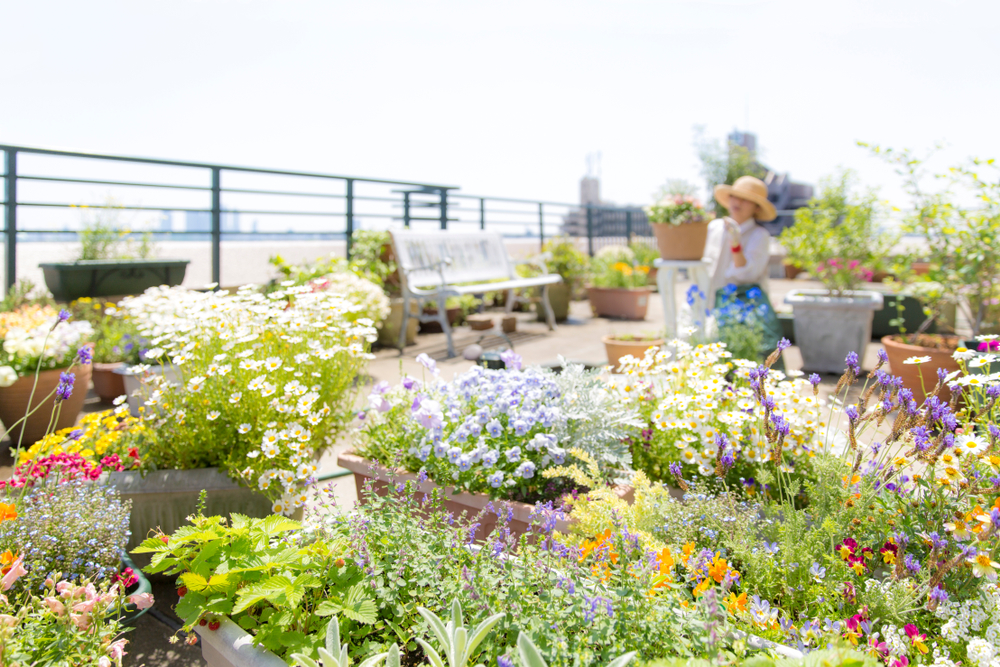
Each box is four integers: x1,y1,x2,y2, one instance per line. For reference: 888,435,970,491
0,364,92,447
337,451,632,540
882,334,961,404
911,261,931,276
651,222,709,261
587,287,652,320
603,335,664,372
783,263,804,279
91,362,126,403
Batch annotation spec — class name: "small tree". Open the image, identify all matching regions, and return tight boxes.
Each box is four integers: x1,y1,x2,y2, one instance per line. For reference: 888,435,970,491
779,170,896,297
694,128,767,215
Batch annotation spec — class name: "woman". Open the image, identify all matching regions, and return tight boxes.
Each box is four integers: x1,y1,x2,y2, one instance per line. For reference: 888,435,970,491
704,175,784,363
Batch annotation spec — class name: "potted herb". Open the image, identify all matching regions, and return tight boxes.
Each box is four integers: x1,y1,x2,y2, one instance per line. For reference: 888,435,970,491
865,144,1000,399
628,240,660,286
532,238,588,322
780,171,890,372
40,201,189,301
587,246,653,320
645,194,709,261
602,332,664,372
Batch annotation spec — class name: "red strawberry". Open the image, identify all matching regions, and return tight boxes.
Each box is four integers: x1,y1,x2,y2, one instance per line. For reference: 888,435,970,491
177,586,187,598
208,620,220,631
199,618,208,626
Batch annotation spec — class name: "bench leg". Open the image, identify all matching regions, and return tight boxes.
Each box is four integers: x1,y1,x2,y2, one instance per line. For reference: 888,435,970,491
541,284,557,331
437,294,456,358
504,289,515,315
398,295,411,354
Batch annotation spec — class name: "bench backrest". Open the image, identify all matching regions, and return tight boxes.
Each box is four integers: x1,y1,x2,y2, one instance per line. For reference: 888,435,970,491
390,230,515,290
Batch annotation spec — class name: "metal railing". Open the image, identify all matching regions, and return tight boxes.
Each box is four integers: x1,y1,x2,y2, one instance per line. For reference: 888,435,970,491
0,144,659,292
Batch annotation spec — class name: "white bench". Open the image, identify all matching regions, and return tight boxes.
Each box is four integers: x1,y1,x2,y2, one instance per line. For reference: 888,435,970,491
390,230,562,357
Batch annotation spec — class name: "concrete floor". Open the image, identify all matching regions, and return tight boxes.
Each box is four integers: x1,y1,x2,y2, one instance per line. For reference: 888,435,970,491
5,276,899,665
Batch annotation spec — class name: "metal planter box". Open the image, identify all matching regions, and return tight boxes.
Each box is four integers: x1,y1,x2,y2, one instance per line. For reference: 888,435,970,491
40,259,190,301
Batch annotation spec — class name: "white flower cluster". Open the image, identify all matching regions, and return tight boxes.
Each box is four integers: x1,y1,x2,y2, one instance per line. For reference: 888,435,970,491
307,272,390,325
118,284,377,514
611,341,826,475
0,317,93,386
935,585,1000,664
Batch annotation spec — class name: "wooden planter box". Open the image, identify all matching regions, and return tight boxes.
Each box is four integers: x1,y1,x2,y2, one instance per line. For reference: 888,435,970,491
337,451,632,539
40,259,190,301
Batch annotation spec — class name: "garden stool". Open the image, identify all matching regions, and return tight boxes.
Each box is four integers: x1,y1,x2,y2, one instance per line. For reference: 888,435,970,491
654,258,713,338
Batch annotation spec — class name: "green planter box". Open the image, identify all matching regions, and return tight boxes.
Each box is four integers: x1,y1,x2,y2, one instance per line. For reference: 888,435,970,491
871,294,939,339
40,259,190,301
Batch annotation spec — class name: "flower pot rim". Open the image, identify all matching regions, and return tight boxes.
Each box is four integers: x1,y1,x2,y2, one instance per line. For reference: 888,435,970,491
648,219,709,226
880,334,962,354
586,285,653,293
601,335,665,345
195,616,289,667
784,289,884,309
337,451,632,528
39,259,191,269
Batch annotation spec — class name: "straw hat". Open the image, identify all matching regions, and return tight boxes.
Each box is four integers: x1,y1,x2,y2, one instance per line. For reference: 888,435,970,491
714,176,777,222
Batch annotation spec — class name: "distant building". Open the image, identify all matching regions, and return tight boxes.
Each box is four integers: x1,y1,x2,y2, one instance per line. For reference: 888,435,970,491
561,177,650,239
185,210,241,234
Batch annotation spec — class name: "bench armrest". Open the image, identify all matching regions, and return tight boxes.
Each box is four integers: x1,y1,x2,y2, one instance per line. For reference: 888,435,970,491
513,251,551,275
401,257,453,295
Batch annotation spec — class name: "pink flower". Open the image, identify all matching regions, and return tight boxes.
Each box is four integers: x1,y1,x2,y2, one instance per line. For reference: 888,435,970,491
70,612,91,630
42,596,65,616
72,597,98,614
128,592,155,610
0,614,16,627
107,638,128,659
0,557,26,591
98,657,112,667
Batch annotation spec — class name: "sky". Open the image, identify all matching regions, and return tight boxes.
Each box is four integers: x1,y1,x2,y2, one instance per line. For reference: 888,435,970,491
2,0,998,212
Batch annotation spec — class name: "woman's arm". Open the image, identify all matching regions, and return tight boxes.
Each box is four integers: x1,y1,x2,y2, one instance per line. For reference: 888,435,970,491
725,228,770,282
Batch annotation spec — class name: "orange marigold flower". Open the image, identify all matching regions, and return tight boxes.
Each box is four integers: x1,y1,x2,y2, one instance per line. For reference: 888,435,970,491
707,554,729,584
0,503,15,522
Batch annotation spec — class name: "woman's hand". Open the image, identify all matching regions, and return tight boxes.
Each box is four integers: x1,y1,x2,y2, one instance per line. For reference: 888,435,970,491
723,217,741,246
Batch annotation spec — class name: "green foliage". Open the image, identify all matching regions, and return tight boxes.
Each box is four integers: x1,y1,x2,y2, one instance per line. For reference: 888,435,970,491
74,198,156,261
0,279,53,312
864,142,1000,335
135,512,375,659
648,644,879,667
590,246,650,288
541,238,589,293
70,298,147,365
779,170,896,296
517,633,636,667
415,599,504,667
628,241,659,268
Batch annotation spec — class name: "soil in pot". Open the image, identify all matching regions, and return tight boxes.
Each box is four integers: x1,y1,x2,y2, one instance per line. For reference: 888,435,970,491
603,335,664,372
882,334,961,404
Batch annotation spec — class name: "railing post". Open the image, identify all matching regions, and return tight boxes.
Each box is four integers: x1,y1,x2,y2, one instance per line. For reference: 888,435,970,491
345,179,354,259
210,167,221,286
439,188,448,230
586,205,594,257
626,209,632,241
3,149,16,292
479,198,485,230
538,202,545,251
403,191,411,229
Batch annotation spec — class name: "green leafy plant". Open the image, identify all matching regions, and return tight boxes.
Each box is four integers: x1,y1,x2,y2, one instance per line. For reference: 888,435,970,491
590,246,649,289
135,511,378,659
541,238,589,294
517,633,636,667
864,143,1000,336
645,195,708,226
416,600,504,667
292,615,400,667
779,170,896,296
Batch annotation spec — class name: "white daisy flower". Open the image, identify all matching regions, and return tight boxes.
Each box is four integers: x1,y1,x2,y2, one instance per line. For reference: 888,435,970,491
207,410,221,421
238,423,252,434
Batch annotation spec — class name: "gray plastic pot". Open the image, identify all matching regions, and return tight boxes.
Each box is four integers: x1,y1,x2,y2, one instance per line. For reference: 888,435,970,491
785,289,884,373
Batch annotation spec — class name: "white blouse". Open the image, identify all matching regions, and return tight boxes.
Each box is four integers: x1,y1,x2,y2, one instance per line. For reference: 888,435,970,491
703,217,771,304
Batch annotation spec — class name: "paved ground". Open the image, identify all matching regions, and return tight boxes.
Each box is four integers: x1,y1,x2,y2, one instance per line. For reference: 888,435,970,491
2,276,911,665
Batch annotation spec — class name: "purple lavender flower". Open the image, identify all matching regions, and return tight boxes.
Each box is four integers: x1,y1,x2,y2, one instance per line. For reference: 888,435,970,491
68,428,84,441
929,586,949,604
57,309,71,323
76,345,93,365
845,405,860,422
877,348,888,365
845,351,860,375
669,462,682,478
55,372,75,401
937,367,949,382
808,373,821,387
498,656,515,667
777,338,791,352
